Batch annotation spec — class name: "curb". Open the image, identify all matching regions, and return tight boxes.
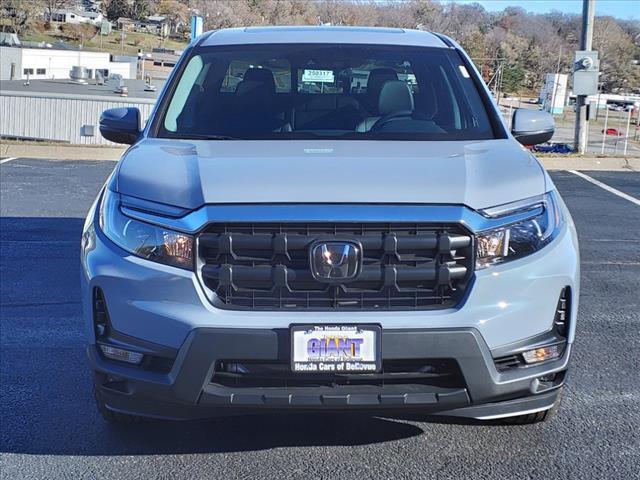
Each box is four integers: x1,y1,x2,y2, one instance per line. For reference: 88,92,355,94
1,144,638,171
540,157,639,171
1,144,126,161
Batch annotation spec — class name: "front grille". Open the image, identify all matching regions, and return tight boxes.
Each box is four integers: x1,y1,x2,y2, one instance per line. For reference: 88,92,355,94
198,222,474,310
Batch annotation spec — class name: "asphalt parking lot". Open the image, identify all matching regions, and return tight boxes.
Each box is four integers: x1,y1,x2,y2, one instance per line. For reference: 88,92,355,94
1,158,639,479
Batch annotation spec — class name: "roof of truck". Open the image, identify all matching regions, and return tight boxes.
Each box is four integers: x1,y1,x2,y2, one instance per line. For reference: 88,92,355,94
200,26,451,49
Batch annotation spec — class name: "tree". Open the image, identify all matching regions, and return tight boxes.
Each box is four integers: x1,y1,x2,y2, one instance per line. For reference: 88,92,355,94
12,0,636,95
0,0,39,34
158,0,189,34
593,16,640,92
502,64,526,92
43,0,73,27
104,0,131,21
131,0,150,21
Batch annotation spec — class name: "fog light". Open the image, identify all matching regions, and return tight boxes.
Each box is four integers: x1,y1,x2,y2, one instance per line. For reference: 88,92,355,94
522,344,563,364
99,344,144,365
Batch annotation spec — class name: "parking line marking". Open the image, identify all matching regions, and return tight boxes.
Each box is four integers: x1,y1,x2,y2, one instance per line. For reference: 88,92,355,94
0,157,18,164
569,170,640,207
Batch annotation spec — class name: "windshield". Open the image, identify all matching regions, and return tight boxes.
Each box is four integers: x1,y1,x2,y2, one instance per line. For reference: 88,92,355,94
158,44,495,141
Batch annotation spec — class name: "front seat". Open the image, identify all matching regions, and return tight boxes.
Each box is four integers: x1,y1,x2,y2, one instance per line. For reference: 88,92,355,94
362,68,398,115
225,67,291,133
356,80,414,132
234,68,277,108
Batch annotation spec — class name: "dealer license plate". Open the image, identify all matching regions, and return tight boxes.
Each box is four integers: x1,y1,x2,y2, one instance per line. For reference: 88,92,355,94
290,325,381,373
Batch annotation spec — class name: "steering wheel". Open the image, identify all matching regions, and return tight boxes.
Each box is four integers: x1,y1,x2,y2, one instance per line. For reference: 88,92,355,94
370,110,430,132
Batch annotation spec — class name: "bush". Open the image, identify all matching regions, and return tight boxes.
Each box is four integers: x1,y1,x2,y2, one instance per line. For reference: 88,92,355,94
30,20,48,34
59,23,98,42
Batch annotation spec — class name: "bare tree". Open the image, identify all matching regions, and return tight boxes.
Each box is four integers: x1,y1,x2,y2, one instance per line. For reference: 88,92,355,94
593,16,640,92
9,0,638,94
188,0,638,94
158,0,190,35
43,0,73,27
0,0,39,34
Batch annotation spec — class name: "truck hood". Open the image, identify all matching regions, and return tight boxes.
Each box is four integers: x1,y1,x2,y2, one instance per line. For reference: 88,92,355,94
116,138,545,211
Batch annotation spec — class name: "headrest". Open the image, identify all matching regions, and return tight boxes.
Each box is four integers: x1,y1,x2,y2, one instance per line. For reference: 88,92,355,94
366,68,398,100
378,80,414,116
238,67,275,91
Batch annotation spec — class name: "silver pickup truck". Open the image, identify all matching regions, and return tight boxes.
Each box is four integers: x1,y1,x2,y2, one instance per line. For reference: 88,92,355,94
82,26,579,425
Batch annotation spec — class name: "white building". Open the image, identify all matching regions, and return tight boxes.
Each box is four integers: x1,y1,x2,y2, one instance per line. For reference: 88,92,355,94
47,9,104,26
0,79,159,145
0,46,136,81
539,73,568,115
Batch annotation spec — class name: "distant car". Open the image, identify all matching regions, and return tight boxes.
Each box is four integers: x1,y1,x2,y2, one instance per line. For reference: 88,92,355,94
603,128,623,136
607,104,623,111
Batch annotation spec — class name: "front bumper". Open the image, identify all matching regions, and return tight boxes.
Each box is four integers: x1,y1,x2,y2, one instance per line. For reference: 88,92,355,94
89,326,568,420
82,201,579,420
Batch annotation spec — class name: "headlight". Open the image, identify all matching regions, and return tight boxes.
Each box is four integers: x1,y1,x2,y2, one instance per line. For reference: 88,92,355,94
476,191,563,269
99,189,194,269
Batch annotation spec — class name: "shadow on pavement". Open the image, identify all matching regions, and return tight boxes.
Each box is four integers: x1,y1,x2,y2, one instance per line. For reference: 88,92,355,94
1,217,426,455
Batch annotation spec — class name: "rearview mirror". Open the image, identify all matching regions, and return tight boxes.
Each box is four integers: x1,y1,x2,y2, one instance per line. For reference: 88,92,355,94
511,109,555,146
99,107,141,145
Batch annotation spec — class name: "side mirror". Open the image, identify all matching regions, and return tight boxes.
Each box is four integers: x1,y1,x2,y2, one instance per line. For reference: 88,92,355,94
511,109,555,146
99,107,141,145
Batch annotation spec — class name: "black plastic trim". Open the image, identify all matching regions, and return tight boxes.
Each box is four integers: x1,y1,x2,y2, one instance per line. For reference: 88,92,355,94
93,287,177,373
88,326,571,419
491,330,567,359
432,32,455,48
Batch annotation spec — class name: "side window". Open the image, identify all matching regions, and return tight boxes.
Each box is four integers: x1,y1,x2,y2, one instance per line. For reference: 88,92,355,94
437,65,462,129
437,57,489,131
399,72,419,94
220,60,246,92
164,55,204,132
221,59,291,93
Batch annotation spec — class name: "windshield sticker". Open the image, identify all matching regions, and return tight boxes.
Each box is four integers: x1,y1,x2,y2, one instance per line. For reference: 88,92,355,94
302,69,335,83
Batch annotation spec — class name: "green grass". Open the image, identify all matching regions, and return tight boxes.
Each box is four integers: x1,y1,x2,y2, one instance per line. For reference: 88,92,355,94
20,29,188,56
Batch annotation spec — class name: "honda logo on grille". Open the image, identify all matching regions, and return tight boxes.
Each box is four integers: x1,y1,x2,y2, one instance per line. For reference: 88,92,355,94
310,241,362,282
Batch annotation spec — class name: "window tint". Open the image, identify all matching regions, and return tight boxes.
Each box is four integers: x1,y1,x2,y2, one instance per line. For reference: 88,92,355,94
159,44,495,140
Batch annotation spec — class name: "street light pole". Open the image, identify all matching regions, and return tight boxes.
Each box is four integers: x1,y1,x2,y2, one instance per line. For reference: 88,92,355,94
574,0,595,154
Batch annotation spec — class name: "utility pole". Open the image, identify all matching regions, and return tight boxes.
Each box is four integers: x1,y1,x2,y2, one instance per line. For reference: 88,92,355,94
574,0,595,154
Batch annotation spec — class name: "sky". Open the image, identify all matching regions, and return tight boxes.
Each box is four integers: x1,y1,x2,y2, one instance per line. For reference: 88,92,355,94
447,0,638,19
